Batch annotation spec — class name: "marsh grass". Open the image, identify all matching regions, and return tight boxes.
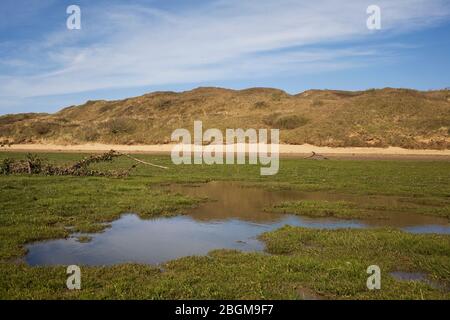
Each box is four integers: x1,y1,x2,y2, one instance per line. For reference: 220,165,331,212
1,227,449,299
0,152,449,299
266,200,362,219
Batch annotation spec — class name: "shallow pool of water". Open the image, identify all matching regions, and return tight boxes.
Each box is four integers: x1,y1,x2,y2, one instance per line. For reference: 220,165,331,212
26,214,364,266
169,182,450,232
26,181,450,266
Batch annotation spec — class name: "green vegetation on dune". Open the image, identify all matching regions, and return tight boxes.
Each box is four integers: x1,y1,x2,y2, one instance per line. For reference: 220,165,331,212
0,152,449,299
0,87,449,149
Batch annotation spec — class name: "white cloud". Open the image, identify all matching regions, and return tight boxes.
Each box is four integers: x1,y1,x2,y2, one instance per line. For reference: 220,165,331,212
0,0,449,102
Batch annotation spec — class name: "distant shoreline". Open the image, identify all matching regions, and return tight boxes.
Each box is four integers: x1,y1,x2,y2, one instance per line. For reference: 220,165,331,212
1,143,449,160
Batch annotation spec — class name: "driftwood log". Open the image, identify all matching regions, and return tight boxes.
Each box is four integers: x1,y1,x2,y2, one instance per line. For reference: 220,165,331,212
304,151,329,160
118,153,168,169
0,150,168,176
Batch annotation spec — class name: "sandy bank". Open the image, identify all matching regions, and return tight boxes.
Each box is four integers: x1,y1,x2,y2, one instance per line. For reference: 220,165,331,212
1,143,449,160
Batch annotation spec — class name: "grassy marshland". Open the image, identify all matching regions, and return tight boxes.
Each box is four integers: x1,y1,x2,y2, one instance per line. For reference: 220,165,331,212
0,152,449,299
1,228,449,299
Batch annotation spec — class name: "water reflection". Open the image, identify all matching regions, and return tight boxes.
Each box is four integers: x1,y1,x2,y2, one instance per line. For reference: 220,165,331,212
171,181,450,230
26,181,450,266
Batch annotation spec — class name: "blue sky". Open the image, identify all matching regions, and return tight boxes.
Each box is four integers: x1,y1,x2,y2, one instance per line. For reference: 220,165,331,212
0,0,450,114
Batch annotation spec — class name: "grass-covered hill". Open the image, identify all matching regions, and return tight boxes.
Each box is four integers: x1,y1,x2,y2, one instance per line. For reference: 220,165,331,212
0,87,449,149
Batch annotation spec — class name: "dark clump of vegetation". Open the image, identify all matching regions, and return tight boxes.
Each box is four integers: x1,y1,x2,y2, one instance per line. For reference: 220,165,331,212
104,118,136,135
78,126,100,142
155,99,173,110
31,122,52,135
264,114,309,129
0,139,12,147
253,101,269,109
